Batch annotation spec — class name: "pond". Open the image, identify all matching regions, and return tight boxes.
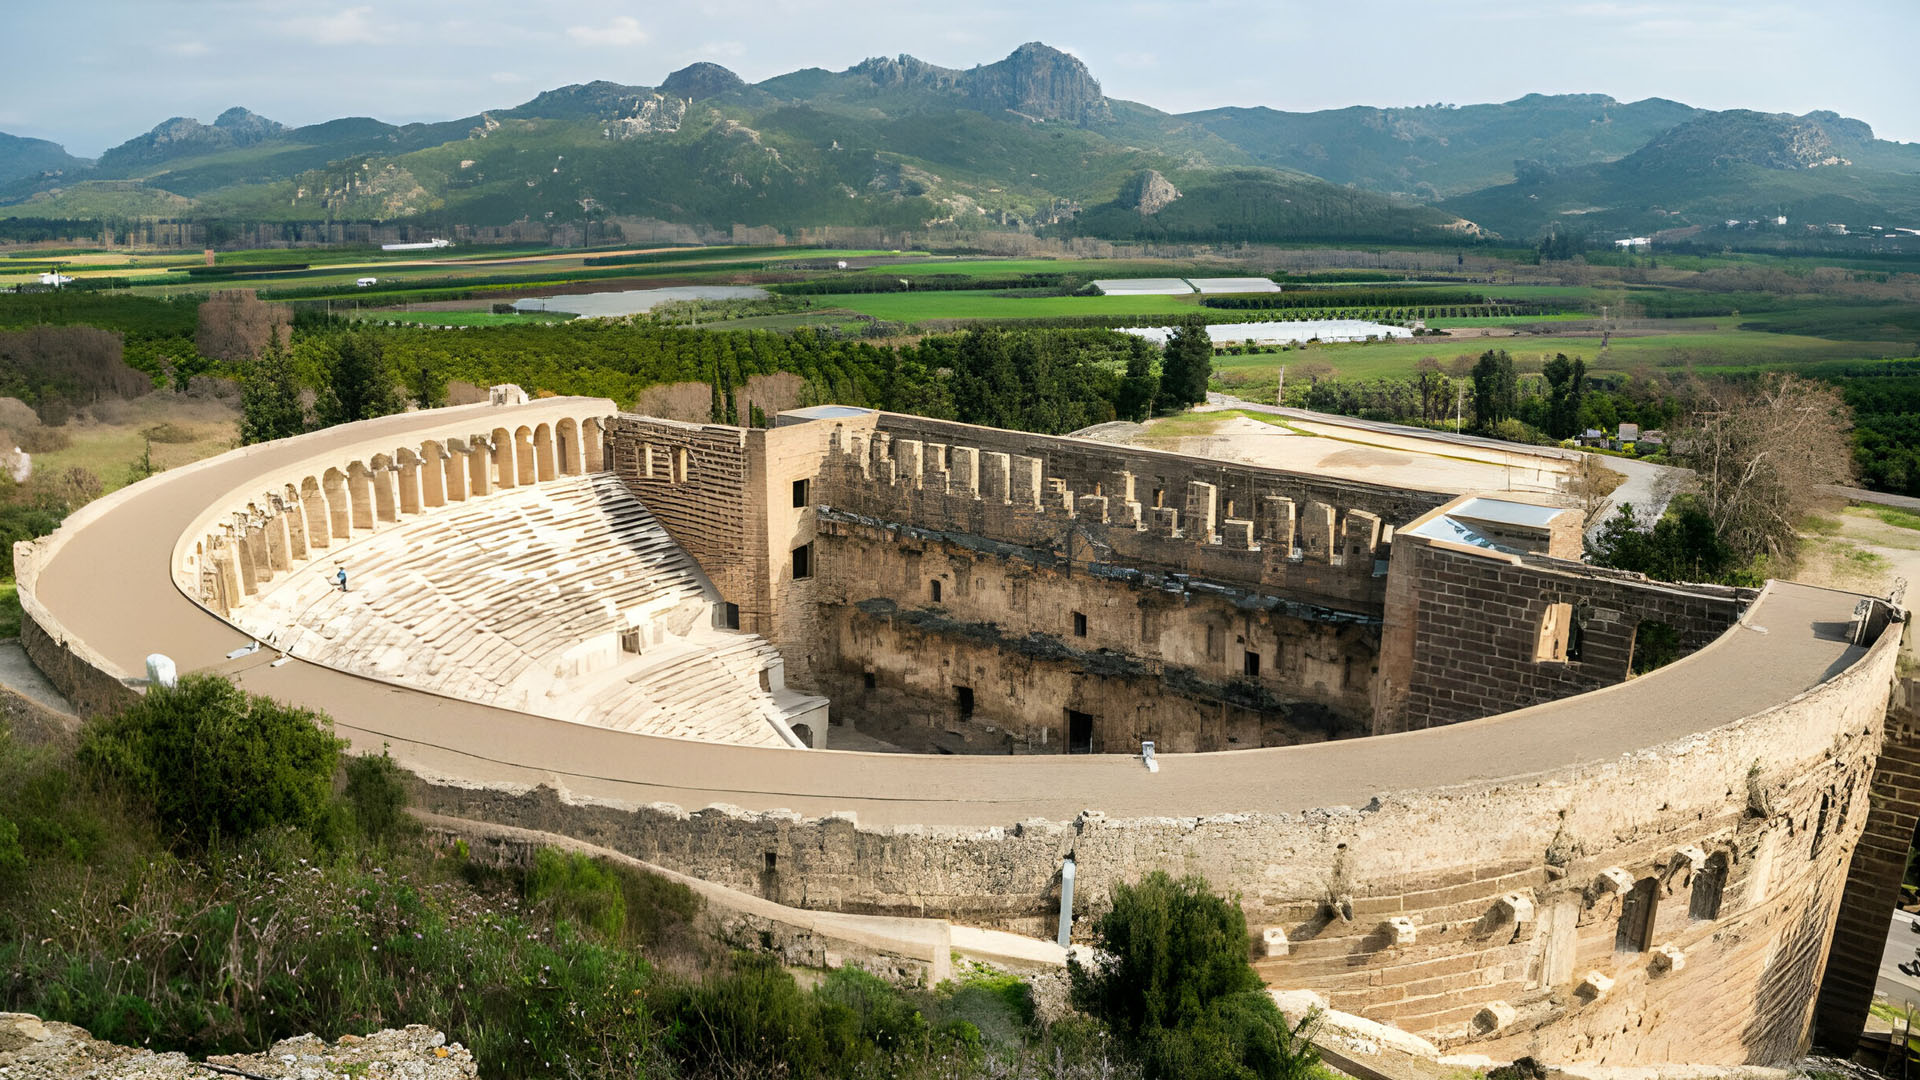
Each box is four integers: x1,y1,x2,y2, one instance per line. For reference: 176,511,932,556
513,285,769,317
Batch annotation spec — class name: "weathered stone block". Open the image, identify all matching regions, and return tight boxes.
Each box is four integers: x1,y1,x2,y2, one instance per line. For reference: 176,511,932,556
1185,481,1218,544
1578,970,1614,998
1220,519,1254,550
1594,867,1633,897
1472,1001,1516,1035
1010,456,1042,510
1302,502,1336,562
1263,926,1291,957
1651,944,1686,973
1386,916,1417,945
1496,892,1535,924
980,452,1011,503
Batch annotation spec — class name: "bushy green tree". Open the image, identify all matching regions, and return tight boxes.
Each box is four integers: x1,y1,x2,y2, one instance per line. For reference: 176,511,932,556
1159,318,1213,410
76,674,343,848
1542,353,1587,440
315,332,402,427
1471,349,1518,429
1586,497,1760,586
238,338,307,444
1072,871,1319,1080
1118,337,1161,422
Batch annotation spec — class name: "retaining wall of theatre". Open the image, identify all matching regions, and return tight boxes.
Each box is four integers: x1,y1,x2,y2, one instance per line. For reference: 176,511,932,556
412,624,1900,1065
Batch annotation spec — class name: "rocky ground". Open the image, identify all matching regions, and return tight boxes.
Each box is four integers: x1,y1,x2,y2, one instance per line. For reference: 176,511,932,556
0,1014,476,1079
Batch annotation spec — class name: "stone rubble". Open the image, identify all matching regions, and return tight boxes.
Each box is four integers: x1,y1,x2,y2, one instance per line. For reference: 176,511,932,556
0,1013,475,1079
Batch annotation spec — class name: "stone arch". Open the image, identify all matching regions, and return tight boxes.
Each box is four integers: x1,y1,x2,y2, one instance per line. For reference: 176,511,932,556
396,448,423,515
582,416,605,472
533,422,557,482
322,469,351,538
514,426,536,485
419,441,446,507
346,461,375,531
302,477,330,548
792,722,815,749
555,418,581,475
491,427,515,489
282,484,309,560
368,454,398,523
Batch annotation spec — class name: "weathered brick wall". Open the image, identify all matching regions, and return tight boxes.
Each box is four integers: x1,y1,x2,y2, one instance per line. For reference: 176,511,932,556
606,416,764,625
808,519,1376,751
1813,676,1920,1051
1379,538,1750,732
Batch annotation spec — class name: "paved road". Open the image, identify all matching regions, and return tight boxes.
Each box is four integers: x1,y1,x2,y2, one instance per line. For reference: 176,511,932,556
1877,910,1920,1008
1825,485,1920,514
21,402,1879,827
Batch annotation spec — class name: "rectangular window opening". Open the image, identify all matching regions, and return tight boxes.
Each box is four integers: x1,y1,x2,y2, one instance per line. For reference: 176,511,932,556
955,685,975,719
1244,650,1261,678
930,579,943,603
791,542,813,580
863,671,876,690
1072,611,1088,637
792,478,810,508
721,602,740,630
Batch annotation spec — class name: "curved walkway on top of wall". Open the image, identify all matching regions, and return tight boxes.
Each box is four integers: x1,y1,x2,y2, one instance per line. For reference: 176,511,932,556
13,399,1894,829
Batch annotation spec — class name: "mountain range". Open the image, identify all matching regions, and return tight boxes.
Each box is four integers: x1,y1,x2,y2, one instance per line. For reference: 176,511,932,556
3,42,1917,245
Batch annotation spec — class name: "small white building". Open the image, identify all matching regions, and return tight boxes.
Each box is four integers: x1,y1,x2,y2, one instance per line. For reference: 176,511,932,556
1613,237,1651,249
37,272,73,286
356,277,379,288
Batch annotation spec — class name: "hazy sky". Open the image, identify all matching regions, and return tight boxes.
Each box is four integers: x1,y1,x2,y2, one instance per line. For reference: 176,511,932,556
9,0,1918,156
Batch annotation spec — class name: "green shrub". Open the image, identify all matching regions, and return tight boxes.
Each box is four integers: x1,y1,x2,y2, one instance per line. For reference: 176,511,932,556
0,816,23,879
76,674,344,848
818,966,929,1055
341,749,413,843
527,848,628,941
1073,871,1318,1080
665,952,871,1079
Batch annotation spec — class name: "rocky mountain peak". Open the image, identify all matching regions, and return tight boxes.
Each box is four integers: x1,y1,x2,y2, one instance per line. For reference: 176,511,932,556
211,107,285,143
848,53,961,92
965,42,1110,125
660,62,745,101
1627,110,1851,173
1119,169,1180,214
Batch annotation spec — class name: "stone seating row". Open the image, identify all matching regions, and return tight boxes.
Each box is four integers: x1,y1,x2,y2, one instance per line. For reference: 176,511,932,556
234,473,808,747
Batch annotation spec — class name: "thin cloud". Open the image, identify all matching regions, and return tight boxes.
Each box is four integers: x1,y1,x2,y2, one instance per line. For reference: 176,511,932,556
566,16,648,47
290,6,382,46
164,40,211,58
490,72,528,84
